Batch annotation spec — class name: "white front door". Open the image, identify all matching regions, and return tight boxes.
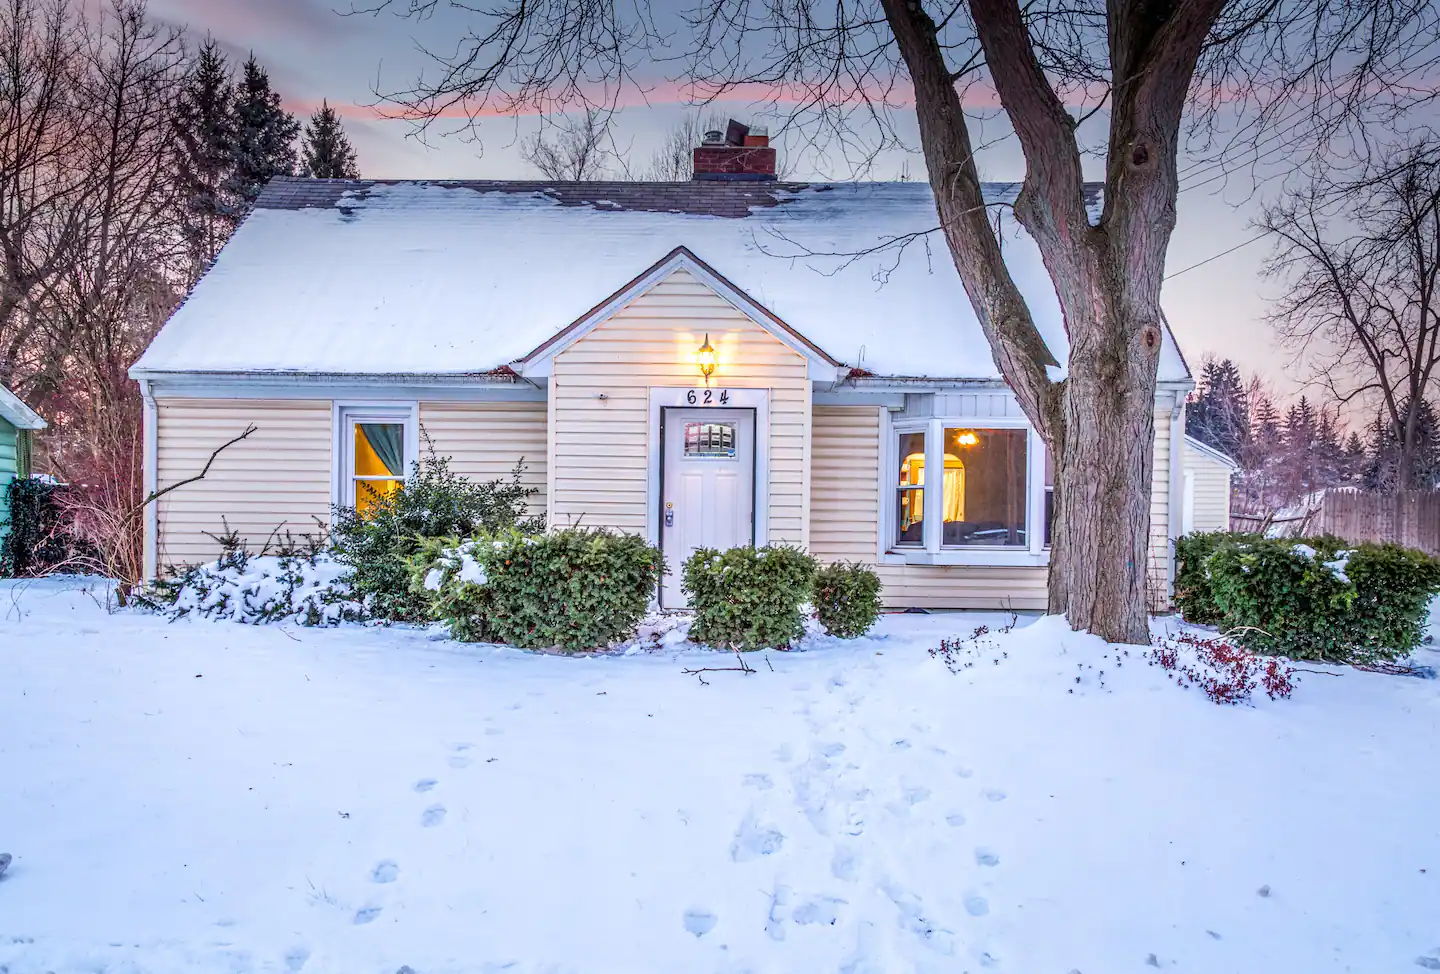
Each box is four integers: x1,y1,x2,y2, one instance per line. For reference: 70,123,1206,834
660,407,756,607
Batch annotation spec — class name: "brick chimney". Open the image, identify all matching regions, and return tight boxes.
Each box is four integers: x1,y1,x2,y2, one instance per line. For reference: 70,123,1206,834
692,119,776,181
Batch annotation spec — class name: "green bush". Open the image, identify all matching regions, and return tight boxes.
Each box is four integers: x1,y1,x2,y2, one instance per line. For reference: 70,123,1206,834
330,455,541,621
683,545,816,651
812,561,883,638
1184,532,1440,664
1173,530,1253,626
1,477,95,577
410,528,661,651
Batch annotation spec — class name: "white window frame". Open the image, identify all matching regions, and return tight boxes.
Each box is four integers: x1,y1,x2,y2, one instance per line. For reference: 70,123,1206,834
879,411,1049,567
332,402,420,512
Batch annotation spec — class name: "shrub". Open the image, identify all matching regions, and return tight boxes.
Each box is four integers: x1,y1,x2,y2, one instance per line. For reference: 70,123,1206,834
410,528,661,651
1195,534,1440,664
330,455,541,622
812,561,883,638
1,476,96,577
135,530,363,626
683,545,816,651
1173,530,1253,626
1148,631,1296,704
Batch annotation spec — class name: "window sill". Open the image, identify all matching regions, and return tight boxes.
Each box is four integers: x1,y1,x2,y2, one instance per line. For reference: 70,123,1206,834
881,549,1050,568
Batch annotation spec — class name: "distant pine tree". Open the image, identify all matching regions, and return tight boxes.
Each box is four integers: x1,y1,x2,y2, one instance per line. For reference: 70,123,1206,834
1186,358,1248,458
1341,431,1366,482
174,38,239,273
300,100,360,178
228,54,298,209
1362,399,1440,491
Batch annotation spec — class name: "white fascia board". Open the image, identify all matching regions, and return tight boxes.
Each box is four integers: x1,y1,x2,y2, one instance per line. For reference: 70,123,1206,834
0,384,46,429
135,371,545,402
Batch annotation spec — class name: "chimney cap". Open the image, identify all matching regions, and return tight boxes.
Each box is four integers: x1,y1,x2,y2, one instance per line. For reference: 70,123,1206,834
702,129,724,145
724,119,750,146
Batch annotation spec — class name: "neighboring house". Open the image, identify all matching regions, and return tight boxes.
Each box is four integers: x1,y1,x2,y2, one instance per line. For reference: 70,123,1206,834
1181,435,1240,534
0,384,46,550
130,129,1196,610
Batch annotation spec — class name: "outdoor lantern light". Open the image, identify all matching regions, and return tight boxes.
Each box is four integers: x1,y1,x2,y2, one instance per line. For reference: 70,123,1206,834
697,334,717,383
956,430,979,447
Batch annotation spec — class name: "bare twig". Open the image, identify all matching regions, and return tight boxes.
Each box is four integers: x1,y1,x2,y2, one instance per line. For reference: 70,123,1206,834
682,650,757,685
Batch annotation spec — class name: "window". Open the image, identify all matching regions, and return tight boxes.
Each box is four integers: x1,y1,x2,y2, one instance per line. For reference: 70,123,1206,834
684,421,736,458
894,430,926,546
1043,449,1054,547
940,427,1028,547
346,415,409,516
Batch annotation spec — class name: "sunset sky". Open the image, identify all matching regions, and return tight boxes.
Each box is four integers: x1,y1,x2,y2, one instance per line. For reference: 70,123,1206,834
153,0,1324,398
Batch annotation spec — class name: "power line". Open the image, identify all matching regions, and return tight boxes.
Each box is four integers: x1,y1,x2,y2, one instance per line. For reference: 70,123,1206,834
1164,232,1269,280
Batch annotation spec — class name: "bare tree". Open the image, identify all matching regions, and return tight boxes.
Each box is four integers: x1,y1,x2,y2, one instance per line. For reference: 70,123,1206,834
365,0,1440,642
1262,140,1440,491
643,113,724,181
521,108,611,179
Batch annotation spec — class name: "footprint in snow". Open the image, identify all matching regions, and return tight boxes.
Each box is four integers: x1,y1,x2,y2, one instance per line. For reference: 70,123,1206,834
819,742,846,758
742,773,774,790
1417,955,1440,971
955,766,975,778
283,946,310,971
420,805,447,827
964,894,990,917
448,754,473,768
484,727,504,737
974,847,1000,867
353,905,383,925
831,846,859,882
730,812,785,862
946,812,967,827
983,788,1007,802
682,908,718,937
903,785,931,806
792,895,847,926
413,779,437,793
371,860,399,883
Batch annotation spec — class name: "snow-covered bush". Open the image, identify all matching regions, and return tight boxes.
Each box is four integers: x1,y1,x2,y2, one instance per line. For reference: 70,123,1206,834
1149,632,1296,705
812,561,883,638
683,545,816,651
410,528,661,651
1190,534,1440,664
330,456,541,622
138,540,364,626
1174,530,1258,626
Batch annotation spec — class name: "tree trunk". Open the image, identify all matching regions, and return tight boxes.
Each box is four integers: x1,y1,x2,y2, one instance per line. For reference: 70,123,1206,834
1046,304,1159,643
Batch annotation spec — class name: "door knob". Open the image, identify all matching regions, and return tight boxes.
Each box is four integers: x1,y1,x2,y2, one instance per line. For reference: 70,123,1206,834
664,502,674,527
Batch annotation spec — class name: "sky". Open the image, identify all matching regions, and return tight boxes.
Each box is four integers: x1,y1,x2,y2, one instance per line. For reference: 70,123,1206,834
153,0,1311,398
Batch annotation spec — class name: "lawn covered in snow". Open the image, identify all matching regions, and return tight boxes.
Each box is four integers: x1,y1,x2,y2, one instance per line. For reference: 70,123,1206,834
2,577,1438,974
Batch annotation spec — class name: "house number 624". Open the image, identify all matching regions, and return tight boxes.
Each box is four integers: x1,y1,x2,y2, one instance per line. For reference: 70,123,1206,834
687,388,729,405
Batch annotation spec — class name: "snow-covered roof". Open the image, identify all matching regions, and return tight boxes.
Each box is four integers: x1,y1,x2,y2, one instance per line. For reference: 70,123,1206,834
1184,435,1240,471
0,384,45,430
133,178,1192,382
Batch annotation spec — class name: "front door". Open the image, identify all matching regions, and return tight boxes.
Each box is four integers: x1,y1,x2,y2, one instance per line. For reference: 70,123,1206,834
660,407,756,607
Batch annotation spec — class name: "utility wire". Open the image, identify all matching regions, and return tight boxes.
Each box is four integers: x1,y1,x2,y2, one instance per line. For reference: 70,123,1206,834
1164,232,1269,280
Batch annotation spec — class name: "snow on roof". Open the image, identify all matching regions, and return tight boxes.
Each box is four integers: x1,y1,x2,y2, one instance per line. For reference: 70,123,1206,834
133,178,1192,382
1184,434,1241,471
0,383,45,430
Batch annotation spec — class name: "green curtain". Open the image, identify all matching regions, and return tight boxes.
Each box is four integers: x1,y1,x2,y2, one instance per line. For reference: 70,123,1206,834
360,424,404,476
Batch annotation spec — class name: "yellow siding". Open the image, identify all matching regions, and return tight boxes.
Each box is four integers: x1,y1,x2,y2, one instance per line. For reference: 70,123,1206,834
419,402,547,517
1149,408,1173,606
550,267,811,543
1184,442,1233,533
154,399,332,568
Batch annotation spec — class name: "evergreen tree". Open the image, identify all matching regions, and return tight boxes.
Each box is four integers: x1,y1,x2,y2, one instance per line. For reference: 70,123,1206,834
1341,431,1366,482
228,54,298,209
1186,358,1248,458
1362,398,1440,491
174,38,238,272
300,100,359,178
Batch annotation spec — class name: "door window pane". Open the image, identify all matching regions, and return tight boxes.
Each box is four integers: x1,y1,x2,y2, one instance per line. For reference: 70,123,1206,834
895,430,926,546
941,428,1028,547
684,421,736,458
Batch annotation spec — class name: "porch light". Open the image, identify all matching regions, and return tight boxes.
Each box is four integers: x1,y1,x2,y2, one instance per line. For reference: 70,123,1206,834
697,334,717,383
955,430,979,447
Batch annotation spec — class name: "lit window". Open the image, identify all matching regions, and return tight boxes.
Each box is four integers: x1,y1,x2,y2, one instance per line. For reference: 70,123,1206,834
894,430,926,546
940,428,1028,547
353,422,406,515
684,421,736,458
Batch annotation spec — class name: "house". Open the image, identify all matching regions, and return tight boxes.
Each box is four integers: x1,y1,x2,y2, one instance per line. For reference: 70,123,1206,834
1180,435,1240,534
130,128,1196,610
0,384,46,550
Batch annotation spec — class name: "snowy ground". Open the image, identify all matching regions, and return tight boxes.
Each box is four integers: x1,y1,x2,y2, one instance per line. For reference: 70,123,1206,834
2,578,1438,974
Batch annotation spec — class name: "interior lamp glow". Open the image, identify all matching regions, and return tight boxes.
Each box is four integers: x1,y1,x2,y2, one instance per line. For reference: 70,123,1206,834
697,334,717,383
956,430,979,447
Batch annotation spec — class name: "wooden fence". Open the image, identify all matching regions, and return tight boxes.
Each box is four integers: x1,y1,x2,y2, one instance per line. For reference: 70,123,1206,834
1316,490,1440,555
